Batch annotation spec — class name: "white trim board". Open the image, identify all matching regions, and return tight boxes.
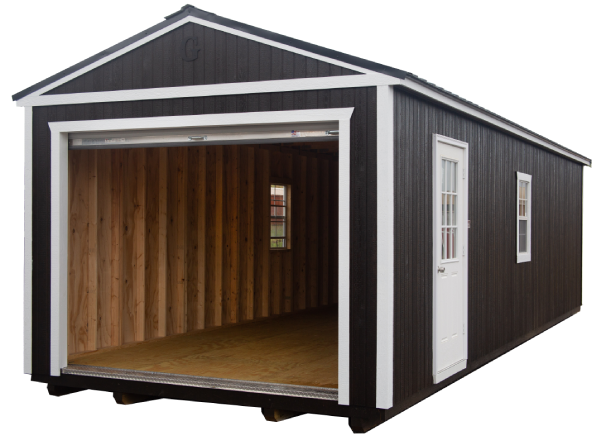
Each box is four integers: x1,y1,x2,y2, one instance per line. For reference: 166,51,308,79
48,108,353,407
24,106,33,375
17,14,381,105
17,74,400,107
375,85,394,409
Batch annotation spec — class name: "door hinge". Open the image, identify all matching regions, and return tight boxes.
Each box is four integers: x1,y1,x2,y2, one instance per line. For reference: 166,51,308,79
462,245,465,257
463,169,465,179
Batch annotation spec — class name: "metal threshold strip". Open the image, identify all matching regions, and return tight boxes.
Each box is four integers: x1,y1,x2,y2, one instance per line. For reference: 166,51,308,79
62,364,339,401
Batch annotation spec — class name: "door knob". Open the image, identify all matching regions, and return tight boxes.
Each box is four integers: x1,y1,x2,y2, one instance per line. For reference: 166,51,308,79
438,266,445,273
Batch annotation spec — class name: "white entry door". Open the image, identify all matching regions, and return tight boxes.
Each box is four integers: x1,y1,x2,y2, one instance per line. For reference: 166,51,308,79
432,134,468,384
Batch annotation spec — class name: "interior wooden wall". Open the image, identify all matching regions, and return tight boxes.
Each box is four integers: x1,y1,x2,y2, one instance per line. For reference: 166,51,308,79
68,144,339,355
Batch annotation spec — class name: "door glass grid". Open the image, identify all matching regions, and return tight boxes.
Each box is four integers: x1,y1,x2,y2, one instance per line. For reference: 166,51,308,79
441,159,458,260
518,181,528,253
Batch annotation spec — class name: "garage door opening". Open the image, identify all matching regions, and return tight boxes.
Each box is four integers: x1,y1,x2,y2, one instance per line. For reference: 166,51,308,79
64,127,340,396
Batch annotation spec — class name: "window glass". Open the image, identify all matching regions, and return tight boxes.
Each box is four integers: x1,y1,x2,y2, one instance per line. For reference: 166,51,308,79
441,159,458,260
270,184,288,249
519,219,527,253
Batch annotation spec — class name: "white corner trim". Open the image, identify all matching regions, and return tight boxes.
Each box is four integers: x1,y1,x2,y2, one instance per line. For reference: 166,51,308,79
376,85,394,409
24,107,32,375
49,108,354,407
516,172,532,264
17,14,388,104
17,74,401,107
402,79,590,167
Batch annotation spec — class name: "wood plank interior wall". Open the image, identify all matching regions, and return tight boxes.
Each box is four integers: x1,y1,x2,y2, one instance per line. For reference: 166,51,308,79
67,144,339,355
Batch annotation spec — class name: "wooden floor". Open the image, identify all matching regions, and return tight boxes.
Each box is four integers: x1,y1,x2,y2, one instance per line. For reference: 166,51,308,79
69,306,338,388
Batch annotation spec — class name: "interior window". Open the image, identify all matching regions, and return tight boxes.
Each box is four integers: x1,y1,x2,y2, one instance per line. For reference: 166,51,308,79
270,184,289,249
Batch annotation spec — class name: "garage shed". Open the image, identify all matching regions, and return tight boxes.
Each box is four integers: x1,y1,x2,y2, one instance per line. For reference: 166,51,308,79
13,4,590,433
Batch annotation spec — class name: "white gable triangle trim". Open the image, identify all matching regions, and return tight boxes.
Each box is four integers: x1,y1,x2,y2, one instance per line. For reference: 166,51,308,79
19,15,386,103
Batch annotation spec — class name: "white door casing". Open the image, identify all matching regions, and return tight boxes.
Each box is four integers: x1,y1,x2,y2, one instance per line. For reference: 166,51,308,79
432,134,468,384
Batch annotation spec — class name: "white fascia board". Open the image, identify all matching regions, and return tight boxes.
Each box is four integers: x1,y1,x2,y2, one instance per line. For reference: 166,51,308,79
17,15,385,105
401,79,591,167
24,107,32,375
17,74,401,107
375,85,394,409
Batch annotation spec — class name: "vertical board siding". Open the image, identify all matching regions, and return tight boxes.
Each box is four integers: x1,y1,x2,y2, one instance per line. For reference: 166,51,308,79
45,23,360,96
306,157,319,308
393,89,584,407
185,147,200,331
96,150,112,348
87,151,98,351
67,150,89,353
145,148,161,339
33,88,376,408
66,143,340,355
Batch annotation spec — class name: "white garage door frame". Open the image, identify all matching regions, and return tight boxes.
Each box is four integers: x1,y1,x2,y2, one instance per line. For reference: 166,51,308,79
48,108,354,404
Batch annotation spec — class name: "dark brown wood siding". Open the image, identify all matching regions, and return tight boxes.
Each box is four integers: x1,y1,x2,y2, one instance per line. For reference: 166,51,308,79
31,87,377,408
44,22,359,95
392,88,584,407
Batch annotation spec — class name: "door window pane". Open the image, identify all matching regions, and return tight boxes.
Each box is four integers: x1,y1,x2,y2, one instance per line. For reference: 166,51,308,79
442,194,446,226
442,228,447,260
452,161,457,193
451,195,457,225
442,160,446,192
451,228,456,259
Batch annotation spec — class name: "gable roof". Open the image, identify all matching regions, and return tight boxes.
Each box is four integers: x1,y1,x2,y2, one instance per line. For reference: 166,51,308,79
11,4,406,102
11,4,591,166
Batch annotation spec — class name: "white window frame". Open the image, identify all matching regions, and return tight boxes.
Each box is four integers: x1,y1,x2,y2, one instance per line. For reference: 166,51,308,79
516,172,532,263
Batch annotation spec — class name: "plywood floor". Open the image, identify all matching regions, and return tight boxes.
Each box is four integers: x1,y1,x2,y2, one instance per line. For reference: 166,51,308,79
69,306,338,388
